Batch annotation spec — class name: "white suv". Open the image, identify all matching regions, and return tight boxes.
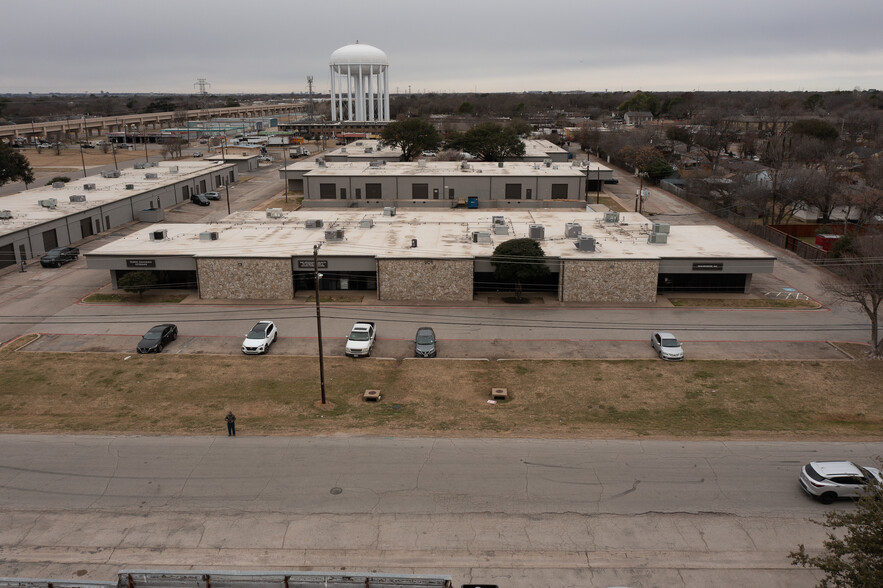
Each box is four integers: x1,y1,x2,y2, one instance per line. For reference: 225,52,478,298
241,320,278,354
799,461,882,504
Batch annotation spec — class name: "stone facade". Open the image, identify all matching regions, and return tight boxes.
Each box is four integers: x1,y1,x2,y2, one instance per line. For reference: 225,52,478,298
561,259,659,303
197,257,294,300
377,259,473,301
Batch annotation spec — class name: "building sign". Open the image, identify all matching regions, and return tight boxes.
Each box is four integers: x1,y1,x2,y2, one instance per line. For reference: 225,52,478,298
126,259,156,268
297,259,328,269
692,262,723,271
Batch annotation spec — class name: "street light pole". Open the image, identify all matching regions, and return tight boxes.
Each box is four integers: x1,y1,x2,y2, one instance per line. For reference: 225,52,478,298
224,182,231,215
313,243,327,405
79,145,87,178
143,125,149,164
111,141,118,171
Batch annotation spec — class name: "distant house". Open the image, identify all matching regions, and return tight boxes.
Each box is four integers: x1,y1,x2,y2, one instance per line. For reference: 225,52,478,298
624,111,653,126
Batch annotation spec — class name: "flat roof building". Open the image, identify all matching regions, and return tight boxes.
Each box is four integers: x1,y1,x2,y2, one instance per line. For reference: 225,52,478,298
86,209,775,303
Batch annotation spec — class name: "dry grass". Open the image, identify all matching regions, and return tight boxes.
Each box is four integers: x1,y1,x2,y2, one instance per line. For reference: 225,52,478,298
1,350,880,439
81,293,187,304
669,297,820,309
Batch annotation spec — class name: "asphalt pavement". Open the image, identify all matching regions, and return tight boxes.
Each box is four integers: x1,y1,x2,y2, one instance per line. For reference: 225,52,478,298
4,435,880,587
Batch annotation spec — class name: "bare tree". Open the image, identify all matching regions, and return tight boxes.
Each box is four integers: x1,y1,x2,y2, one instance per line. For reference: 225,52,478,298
823,235,883,357
693,110,739,173
160,137,184,160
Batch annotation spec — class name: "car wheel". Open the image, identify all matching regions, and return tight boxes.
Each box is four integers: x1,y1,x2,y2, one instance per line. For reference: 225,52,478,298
171,332,177,341
820,492,837,505
157,344,163,353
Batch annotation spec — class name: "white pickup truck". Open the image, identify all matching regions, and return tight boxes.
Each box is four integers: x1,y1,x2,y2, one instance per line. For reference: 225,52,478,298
345,321,376,357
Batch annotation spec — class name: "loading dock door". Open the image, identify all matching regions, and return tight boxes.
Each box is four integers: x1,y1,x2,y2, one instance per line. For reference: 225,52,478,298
42,229,58,252
80,217,94,239
0,243,14,270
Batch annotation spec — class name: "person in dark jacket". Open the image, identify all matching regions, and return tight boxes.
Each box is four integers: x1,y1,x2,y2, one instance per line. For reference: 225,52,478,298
225,411,236,436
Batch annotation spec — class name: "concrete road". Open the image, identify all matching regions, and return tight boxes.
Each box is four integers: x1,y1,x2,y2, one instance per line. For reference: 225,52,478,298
4,435,881,587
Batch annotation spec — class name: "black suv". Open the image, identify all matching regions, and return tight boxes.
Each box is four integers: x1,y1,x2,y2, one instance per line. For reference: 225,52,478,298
190,193,211,206
40,247,79,268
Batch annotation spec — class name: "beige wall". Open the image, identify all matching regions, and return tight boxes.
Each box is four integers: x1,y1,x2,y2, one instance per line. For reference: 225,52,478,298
377,258,473,301
561,259,658,303
197,257,293,300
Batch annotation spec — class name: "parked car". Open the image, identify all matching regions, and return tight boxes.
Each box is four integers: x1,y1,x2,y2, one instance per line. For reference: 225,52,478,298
203,191,221,201
199,139,208,144
650,331,684,361
799,461,882,504
345,321,376,357
604,178,619,184
258,156,272,162
241,320,278,354
40,246,79,268
414,327,437,358
81,143,96,149
137,324,178,354
192,151,203,158
190,193,211,206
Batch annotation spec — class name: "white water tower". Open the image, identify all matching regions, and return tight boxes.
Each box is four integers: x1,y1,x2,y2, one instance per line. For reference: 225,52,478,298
329,42,390,123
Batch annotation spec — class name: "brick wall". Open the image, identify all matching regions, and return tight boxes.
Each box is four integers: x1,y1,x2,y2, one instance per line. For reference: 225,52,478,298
197,257,294,300
377,259,473,301
561,259,658,303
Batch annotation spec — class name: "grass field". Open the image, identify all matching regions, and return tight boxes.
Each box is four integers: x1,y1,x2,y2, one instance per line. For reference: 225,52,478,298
1,344,880,440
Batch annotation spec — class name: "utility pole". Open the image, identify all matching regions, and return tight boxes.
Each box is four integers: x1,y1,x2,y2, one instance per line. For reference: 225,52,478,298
223,181,231,215
307,76,314,123
313,243,327,405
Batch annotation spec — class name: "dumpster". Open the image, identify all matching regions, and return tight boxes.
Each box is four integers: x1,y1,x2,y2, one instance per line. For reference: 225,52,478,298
467,197,479,209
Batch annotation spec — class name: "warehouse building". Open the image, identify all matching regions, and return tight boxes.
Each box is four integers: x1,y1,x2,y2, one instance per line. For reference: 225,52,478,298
322,138,571,163
85,209,775,302
280,159,612,208
0,161,237,270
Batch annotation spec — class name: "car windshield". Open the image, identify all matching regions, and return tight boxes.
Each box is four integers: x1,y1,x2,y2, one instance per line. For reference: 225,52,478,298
349,332,370,341
416,332,435,344
661,338,680,348
247,325,268,339
144,330,163,340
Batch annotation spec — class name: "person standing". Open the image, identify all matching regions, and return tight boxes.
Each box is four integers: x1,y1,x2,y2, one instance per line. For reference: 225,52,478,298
225,411,236,436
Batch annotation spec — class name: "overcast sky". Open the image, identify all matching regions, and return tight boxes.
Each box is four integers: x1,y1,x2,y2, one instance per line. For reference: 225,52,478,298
2,0,881,95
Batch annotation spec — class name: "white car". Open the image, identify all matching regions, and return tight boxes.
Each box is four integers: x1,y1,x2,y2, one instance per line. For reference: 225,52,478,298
241,320,278,354
799,461,882,504
651,331,684,361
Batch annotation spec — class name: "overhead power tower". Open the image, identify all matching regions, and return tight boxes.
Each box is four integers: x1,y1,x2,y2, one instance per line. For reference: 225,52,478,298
194,78,211,109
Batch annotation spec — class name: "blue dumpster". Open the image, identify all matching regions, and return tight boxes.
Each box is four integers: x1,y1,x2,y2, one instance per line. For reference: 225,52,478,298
467,197,479,209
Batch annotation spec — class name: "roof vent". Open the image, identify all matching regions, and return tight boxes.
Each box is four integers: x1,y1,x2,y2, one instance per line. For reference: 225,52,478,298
0,210,12,219
266,208,283,218
168,166,178,173
38,198,58,209
316,157,326,167
52,182,66,189
69,195,87,203
147,162,158,167
340,147,347,153
144,173,158,179
360,218,374,228
83,183,96,190
577,234,596,252
498,161,504,167
383,206,396,217
369,160,382,167
565,222,582,238
648,232,668,244
199,231,220,241
305,219,324,228
364,147,373,153
603,211,620,223
529,224,545,240
149,229,167,241
544,158,553,167
125,184,135,190
324,229,345,242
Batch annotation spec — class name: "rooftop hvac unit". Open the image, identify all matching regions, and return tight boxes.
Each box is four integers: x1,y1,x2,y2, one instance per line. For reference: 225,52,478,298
411,238,417,248
603,211,620,223
168,166,178,173
316,157,326,167
83,183,96,190
38,198,57,209
652,222,671,234
383,206,396,217
565,222,582,238
577,234,596,252
266,208,283,218
0,210,12,219
340,147,347,153
134,163,146,169
493,224,509,235
364,147,373,153
498,161,504,167
199,231,219,241
369,160,382,167
125,184,135,190
144,173,158,179
324,229,345,242
492,215,505,225
648,232,668,244
69,195,86,203
543,158,553,168
101,170,121,178
417,158,426,168
147,162,158,167
52,182,65,189
305,219,324,228
529,224,545,240
360,218,374,228
149,229,167,241
471,231,492,244
355,141,363,146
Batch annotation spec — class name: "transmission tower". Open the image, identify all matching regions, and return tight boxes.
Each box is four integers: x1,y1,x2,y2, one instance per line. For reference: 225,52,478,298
307,76,314,122
194,78,211,109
